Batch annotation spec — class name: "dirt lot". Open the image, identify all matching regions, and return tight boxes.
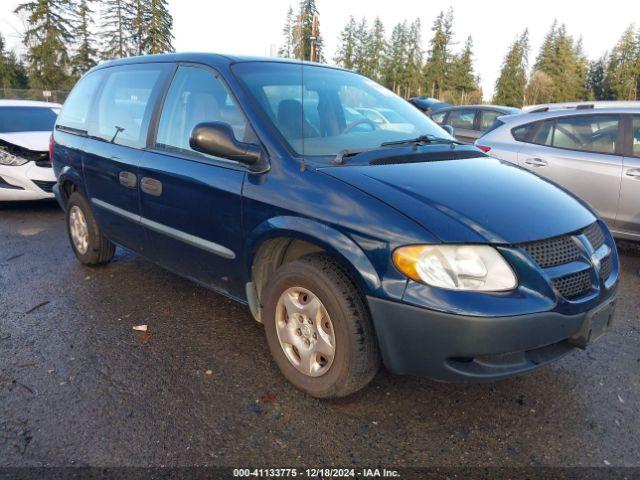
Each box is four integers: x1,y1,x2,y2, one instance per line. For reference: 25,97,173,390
1,201,639,467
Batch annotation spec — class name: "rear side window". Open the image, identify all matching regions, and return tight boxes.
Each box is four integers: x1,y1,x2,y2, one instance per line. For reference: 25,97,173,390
511,123,536,142
155,66,251,159
447,109,476,130
531,115,620,154
479,110,502,131
56,70,105,132
431,111,446,124
91,65,165,149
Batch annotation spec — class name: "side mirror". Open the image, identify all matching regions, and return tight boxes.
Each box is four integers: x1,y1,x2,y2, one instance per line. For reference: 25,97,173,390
190,122,261,165
442,124,455,137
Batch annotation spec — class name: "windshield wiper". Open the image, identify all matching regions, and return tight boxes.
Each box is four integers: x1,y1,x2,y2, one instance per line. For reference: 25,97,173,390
380,134,464,148
333,135,464,165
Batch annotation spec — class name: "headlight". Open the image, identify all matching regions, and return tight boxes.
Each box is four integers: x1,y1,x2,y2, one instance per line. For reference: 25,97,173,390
392,244,517,291
0,149,29,166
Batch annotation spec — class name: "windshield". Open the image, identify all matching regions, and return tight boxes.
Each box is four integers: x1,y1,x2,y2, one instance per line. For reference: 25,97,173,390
232,62,452,157
0,106,59,133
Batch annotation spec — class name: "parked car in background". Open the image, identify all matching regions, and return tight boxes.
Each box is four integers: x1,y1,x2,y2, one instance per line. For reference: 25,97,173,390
430,105,521,143
0,100,61,201
477,106,640,242
408,96,450,115
53,54,618,398
523,100,640,113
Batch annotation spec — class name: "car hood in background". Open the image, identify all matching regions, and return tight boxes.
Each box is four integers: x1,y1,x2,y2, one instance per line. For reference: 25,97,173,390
320,157,595,244
0,131,51,152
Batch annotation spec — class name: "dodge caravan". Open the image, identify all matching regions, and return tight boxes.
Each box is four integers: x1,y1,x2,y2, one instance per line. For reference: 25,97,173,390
52,54,619,398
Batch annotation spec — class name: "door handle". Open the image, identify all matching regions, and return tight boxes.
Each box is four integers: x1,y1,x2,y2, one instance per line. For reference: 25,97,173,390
140,177,162,196
524,157,548,167
118,171,137,188
626,168,640,178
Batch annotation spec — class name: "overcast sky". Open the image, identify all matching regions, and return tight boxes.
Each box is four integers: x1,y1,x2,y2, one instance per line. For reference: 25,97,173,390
1,0,637,99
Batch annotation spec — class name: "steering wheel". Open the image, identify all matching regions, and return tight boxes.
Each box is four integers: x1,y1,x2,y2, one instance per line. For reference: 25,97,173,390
343,118,377,134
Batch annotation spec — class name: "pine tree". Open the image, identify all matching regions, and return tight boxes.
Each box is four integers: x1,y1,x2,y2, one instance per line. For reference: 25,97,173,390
278,7,296,58
101,0,132,59
293,0,322,61
142,0,174,54
130,0,148,56
403,19,423,97
363,17,387,82
384,21,408,94
450,36,479,103
70,0,97,77
604,25,639,100
14,0,73,89
353,18,369,74
587,55,608,100
423,9,454,99
0,33,28,89
494,30,529,107
334,16,357,69
530,22,589,102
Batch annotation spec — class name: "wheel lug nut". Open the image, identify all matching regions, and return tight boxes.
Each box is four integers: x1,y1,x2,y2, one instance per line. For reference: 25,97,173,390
305,339,310,346
296,329,302,336
312,333,317,339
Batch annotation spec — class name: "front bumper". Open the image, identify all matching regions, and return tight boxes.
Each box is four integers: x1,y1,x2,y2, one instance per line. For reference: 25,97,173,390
0,162,56,201
367,292,617,382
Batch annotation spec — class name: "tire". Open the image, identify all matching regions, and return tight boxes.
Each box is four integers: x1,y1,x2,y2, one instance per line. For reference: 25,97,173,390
66,192,115,266
262,253,380,398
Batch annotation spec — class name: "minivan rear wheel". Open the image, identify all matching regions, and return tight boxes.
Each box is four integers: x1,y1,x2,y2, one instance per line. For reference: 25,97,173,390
262,253,379,398
66,192,115,266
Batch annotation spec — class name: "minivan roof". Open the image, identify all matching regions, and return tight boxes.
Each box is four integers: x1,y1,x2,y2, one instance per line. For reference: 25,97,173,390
92,52,343,72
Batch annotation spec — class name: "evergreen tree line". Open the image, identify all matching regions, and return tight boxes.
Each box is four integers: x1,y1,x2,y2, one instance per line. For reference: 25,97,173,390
279,0,326,62
0,0,174,92
494,21,640,107
279,3,640,107
328,9,483,103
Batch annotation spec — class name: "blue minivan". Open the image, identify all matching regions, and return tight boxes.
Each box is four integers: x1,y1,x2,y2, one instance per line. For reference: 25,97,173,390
52,54,619,398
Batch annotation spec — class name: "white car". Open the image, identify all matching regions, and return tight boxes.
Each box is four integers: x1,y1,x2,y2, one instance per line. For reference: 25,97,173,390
0,100,61,201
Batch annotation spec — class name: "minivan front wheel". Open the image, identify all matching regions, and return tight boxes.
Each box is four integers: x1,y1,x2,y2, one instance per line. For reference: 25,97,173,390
263,254,379,398
66,192,115,266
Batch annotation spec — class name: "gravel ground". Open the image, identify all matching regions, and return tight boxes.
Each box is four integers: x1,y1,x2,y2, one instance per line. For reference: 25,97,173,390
1,201,639,468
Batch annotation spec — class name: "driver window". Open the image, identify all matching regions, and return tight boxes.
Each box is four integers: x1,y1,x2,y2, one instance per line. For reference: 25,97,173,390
156,66,251,158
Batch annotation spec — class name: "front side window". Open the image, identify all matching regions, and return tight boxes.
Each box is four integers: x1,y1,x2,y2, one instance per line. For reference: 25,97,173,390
0,107,58,133
232,62,450,157
447,109,476,130
533,115,620,154
91,65,164,148
57,69,105,132
156,66,251,159
632,116,640,157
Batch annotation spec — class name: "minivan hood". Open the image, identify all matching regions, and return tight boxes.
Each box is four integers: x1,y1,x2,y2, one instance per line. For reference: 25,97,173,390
320,157,595,244
0,131,51,152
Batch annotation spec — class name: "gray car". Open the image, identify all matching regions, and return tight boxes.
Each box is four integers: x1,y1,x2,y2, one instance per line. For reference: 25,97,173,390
477,106,640,241
431,105,521,143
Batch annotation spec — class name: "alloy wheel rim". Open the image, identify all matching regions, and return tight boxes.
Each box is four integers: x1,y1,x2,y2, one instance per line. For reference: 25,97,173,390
69,206,89,255
275,286,336,377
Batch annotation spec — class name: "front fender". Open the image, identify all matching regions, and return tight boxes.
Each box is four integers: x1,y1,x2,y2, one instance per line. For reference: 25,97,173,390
246,216,384,296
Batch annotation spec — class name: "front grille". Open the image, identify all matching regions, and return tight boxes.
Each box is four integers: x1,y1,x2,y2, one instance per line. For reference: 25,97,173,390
584,222,605,250
520,235,581,268
599,254,613,280
553,270,592,299
32,180,56,193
